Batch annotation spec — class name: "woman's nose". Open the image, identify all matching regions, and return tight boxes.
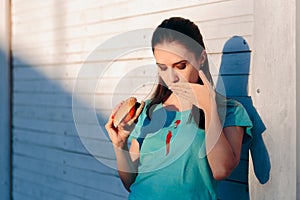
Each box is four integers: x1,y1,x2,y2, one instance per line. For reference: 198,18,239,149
169,69,179,83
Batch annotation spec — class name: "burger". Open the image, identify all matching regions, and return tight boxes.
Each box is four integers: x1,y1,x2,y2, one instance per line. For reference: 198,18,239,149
113,97,145,127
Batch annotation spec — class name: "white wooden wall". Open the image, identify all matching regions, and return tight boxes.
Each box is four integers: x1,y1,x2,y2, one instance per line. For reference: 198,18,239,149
11,0,253,199
10,0,296,199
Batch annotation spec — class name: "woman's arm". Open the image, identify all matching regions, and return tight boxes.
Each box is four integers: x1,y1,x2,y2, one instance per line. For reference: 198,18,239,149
169,70,244,180
113,139,140,191
105,102,142,191
204,102,244,180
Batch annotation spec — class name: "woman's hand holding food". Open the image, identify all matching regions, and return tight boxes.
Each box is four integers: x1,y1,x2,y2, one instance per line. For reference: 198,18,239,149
105,97,145,149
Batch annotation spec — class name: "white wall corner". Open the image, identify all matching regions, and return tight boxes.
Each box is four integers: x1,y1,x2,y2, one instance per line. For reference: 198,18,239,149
296,0,300,198
251,0,297,199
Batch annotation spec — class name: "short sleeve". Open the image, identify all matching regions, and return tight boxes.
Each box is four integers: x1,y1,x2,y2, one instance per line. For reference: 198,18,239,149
222,99,253,144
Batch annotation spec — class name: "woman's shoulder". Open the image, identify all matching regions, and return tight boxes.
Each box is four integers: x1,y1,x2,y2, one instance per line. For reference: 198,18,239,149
216,93,253,128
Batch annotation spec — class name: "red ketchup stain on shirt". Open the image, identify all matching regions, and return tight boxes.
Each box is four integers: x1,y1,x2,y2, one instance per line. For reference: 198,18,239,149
166,131,172,156
165,120,181,156
174,120,181,128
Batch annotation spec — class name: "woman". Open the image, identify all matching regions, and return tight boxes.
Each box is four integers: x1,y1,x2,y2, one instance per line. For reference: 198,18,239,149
105,17,252,200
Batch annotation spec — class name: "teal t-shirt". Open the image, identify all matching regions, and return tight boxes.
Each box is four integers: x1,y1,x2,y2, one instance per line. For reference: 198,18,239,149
128,98,253,200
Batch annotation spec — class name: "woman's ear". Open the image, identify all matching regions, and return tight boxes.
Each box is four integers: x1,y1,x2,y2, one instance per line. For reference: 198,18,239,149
199,50,207,66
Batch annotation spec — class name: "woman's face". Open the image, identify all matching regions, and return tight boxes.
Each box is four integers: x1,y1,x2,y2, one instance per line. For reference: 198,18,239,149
153,42,202,86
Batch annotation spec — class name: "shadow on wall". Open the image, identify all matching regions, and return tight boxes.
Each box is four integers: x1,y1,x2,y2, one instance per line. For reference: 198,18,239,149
216,36,271,200
10,50,128,200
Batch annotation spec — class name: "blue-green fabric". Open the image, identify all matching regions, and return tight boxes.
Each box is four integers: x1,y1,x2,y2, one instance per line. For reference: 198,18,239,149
128,98,252,200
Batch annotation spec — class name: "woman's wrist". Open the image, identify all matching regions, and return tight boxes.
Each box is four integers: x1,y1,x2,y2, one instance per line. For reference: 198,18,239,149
113,138,129,150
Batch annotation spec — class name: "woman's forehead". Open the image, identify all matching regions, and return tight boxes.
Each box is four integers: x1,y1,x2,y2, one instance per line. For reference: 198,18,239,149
153,42,195,64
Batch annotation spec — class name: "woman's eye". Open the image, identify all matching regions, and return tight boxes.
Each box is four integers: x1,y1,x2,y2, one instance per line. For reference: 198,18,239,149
176,62,187,70
157,64,167,71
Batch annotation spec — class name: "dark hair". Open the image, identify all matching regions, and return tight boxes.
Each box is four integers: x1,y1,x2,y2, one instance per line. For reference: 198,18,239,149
147,17,214,129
